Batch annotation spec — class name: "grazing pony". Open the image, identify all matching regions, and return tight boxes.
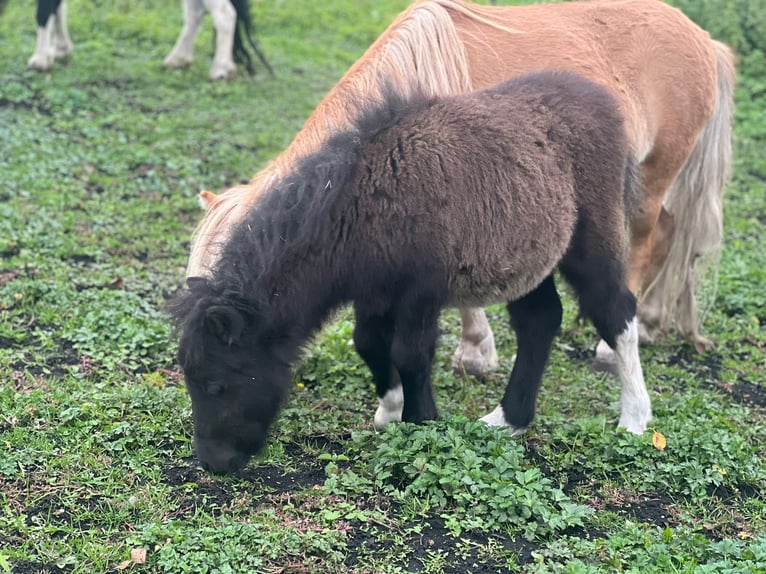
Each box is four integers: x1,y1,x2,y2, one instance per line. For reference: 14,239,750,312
171,71,652,474
189,0,735,381
26,0,272,80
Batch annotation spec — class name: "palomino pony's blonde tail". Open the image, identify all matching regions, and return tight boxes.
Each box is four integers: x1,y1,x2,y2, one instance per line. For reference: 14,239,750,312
186,0,475,277
638,41,736,351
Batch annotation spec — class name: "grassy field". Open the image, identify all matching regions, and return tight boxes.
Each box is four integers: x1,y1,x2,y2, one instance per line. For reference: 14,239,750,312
1,0,765,572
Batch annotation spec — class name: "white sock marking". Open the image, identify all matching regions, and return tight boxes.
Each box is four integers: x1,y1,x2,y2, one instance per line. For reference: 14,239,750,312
613,318,652,433
373,385,403,430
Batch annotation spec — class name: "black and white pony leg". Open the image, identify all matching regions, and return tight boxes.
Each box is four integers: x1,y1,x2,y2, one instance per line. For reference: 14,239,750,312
28,0,72,70
481,276,562,435
352,308,403,430
561,255,652,435
452,307,499,377
164,0,206,70
611,318,652,433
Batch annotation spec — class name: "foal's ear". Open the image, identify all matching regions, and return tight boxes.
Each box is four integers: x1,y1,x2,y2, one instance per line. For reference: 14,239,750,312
205,305,245,345
198,190,220,211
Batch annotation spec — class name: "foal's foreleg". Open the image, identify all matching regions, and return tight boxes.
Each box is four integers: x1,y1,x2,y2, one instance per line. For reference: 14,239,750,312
389,294,441,424
452,307,499,377
352,308,402,429
481,276,562,434
164,0,206,70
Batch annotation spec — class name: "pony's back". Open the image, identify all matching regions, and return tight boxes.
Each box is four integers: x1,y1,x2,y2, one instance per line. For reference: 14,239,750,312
341,71,630,304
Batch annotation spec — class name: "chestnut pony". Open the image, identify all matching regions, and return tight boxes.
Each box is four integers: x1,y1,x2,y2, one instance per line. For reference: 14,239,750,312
188,0,735,378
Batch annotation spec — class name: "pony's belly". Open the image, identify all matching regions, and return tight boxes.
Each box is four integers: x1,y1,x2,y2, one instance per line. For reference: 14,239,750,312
446,260,559,307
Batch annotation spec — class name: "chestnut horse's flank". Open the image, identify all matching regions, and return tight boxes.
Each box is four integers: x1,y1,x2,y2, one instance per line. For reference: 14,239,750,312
188,0,735,375
172,71,650,473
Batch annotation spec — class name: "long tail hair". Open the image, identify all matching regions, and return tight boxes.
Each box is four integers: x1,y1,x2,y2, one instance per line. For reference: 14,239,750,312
187,0,474,276
638,40,736,347
231,0,273,76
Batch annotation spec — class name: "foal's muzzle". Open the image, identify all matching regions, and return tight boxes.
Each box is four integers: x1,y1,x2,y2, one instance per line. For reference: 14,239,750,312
194,437,251,474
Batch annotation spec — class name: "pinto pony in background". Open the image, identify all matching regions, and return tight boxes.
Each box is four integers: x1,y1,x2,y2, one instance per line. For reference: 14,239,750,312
189,0,735,388
27,0,272,79
172,71,651,474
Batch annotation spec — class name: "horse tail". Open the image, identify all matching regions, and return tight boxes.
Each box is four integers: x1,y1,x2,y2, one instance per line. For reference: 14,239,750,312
231,0,274,76
639,40,736,350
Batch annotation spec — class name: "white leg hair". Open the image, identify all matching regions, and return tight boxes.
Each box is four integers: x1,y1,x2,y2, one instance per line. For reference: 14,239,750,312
451,307,499,377
164,0,206,69
480,405,526,437
27,16,56,70
373,385,403,430
53,1,73,59
204,0,237,80
613,317,652,434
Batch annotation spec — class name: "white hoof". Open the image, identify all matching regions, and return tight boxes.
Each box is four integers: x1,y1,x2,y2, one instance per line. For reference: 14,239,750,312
618,409,651,435
163,52,193,69
592,339,618,373
452,332,499,377
373,386,403,430
54,41,73,59
209,60,236,80
27,53,54,71
479,405,525,437
637,319,654,344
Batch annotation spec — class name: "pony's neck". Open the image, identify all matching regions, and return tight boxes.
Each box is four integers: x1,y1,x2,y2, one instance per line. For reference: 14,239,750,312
252,255,345,352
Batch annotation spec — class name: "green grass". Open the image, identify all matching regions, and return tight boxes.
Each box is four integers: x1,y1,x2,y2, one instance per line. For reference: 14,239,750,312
1,0,765,572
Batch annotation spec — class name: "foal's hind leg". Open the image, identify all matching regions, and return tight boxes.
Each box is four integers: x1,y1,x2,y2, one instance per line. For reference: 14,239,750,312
481,276,562,434
353,308,403,429
451,307,499,377
560,256,652,434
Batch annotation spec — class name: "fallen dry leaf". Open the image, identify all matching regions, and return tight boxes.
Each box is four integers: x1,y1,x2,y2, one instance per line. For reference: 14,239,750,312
131,548,147,564
652,431,667,451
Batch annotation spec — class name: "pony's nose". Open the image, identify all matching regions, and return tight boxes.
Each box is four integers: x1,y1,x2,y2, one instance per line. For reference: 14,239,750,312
194,437,250,474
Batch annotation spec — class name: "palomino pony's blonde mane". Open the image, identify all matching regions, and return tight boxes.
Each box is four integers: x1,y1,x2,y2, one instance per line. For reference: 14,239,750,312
188,0,486,277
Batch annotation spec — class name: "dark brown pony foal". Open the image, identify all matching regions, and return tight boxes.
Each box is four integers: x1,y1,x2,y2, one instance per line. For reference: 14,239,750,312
171,70,652,474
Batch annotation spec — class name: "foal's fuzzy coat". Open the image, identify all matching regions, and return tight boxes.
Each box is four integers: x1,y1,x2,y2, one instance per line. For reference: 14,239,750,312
172,71,651,473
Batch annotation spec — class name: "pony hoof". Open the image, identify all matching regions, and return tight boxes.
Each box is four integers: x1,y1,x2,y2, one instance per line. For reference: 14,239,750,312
54,43,73,59
27,54,54,71
592,339,618,374
373,386,403,430
451,334,500,378
618,415,650,435
693,335,714,354
618,397,652,435
479,405,526,436
209,62,236,80
163,52,193,69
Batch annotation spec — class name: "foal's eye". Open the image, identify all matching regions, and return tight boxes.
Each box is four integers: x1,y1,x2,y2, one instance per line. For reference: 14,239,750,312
206,381,225,396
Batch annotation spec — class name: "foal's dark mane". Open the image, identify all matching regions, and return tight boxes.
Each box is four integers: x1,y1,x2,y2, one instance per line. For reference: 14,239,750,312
170,84,434,332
